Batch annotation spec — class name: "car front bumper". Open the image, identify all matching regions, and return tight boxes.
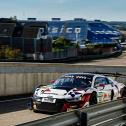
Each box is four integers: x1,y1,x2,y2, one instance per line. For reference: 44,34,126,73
32,98,66,113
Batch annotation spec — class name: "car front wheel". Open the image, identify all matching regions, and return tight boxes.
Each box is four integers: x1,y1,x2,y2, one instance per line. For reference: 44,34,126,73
89,92,97,105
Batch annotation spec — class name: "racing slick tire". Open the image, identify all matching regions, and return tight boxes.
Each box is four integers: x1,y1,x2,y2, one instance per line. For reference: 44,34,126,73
33,109,38,113
121,87,126,97
89,92,97,105
111,90,114,100
29,98,38,112
32,104,39,113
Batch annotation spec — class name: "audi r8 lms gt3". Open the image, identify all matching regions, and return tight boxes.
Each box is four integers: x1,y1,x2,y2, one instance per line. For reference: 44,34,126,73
30,73,126,113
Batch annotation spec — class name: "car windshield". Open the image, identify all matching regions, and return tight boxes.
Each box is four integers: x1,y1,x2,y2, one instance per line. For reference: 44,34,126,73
52,74,93,90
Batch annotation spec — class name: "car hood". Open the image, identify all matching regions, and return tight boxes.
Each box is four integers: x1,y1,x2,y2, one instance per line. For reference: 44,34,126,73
34,86,88,99
35,87,67,98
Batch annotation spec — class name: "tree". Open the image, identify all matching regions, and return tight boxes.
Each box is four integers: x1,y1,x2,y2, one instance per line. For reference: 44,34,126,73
52,36,76,50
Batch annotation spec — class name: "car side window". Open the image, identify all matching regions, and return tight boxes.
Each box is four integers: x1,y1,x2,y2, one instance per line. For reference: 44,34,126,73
94,77,107,87
107,78,114,86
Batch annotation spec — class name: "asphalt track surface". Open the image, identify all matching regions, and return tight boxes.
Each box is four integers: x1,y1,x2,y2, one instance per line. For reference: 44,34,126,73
0,97,31,114
0,98,50,126
0,110,49,126
72,51,126,66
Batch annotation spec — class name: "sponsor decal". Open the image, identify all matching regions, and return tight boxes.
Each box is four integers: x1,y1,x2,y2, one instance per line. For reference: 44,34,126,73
49,26,82,34
69,92,75,97
42,97,56,103
92,30,119,35
37,28,45,39
103,93,108,98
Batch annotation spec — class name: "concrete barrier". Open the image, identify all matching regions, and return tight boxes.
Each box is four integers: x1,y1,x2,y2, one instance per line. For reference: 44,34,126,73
0,72,64,96
0,63,126,96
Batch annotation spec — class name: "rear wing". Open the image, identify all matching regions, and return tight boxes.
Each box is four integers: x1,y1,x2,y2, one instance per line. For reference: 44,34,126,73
88,72,126,77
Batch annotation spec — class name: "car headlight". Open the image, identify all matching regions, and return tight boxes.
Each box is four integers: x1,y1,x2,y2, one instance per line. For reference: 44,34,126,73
33,91,39,98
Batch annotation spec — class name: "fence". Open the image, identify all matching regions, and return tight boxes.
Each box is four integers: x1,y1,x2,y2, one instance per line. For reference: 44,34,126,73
0,36,78,61
17,98,126,126
43,48,78,60
0,36,52,60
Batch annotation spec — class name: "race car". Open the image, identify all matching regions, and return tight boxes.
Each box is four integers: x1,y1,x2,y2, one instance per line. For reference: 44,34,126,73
30,73,126,113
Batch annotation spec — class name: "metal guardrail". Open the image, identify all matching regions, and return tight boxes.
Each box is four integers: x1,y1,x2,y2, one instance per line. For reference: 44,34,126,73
79,98,126,126
17,98,126,126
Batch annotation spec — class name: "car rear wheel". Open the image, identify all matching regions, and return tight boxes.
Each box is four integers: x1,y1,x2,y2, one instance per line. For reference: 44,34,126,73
111,90,114,100
121,87,126,97
89,92,97,105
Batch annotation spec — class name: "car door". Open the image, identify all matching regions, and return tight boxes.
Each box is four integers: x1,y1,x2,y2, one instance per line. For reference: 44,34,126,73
107,78,119,100
94,77,113,103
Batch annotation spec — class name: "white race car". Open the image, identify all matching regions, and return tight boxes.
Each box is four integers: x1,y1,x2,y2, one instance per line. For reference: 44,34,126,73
30,73,126,113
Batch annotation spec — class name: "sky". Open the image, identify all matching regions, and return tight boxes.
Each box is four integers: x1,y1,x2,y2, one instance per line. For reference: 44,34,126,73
0,0,126,21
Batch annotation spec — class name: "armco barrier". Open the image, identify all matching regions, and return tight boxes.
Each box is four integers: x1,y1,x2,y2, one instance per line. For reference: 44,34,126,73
79,98,126,126
17,98,126,126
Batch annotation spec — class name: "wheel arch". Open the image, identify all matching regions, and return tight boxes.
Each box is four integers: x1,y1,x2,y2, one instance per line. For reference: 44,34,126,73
89,91,97,105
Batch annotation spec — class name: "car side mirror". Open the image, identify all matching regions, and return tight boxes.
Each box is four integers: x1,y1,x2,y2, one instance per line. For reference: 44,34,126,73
96,84,105,90
99,84,105,87
49,80,55,83
35,84,42,89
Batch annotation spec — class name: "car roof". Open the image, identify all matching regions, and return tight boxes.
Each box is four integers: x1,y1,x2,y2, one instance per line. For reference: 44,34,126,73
63,73,104,77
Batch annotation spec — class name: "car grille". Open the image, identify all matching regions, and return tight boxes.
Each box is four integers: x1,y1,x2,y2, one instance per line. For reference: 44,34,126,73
34,99,65,113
